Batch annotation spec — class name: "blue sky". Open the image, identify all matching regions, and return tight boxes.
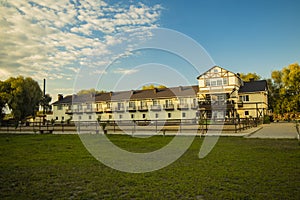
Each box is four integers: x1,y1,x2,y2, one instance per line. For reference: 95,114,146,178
1,0,299,100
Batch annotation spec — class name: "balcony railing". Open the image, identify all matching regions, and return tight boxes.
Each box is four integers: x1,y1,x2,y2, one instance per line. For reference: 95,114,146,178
95,108,103,113
104,107,113,113
198,100,235,110
177,104,189,110
150,105,161,111
138,106,148,112
163,104,174,111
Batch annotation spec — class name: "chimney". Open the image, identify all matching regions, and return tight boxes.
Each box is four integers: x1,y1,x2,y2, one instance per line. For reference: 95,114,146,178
109,91,113,97
249,78,255,82
58,94,63,101
179,86,183,92
153,88,158,94
131,90,135,95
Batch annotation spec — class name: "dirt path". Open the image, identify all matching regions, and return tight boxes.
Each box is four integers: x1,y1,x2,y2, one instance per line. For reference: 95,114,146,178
247,122,298,139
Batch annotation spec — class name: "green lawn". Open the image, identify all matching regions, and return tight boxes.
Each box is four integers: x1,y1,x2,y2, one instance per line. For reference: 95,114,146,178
0,134,299,199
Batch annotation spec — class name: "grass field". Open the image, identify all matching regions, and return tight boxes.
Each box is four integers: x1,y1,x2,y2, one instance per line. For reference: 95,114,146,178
0,134,299,199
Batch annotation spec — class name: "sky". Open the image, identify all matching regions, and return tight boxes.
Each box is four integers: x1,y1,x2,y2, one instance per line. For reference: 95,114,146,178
1,0,300,101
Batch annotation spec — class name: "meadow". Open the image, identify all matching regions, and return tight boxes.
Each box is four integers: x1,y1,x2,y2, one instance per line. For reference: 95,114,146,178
0,134,299,199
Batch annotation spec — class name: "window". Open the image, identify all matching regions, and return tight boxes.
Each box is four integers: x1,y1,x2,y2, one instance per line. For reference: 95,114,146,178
106,102,111,108
119,115,122,119
182,112,186,118
142,114,146,119
129,101,136,108
214,68,218,73
117,102,124,109
131,114,134,119
179,98,187,104
205,79,210,86
211,80,217,86
168,113,171,118
62,116,64,121
240,95,249,102
165,99,173,106
217,79,222,86
245,111,249,116
57,105,62,110
140,101,147,107
78,116,81,120
89,115,92,120
55,116,58,120
155,113,159,118
109,115,112,119
223,78,228,85
153,100,159,106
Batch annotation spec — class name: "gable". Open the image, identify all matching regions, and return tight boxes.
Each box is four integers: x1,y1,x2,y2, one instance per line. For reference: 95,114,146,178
197,66,236,80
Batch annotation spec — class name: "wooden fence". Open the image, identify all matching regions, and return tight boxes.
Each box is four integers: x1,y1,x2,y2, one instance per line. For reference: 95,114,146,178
0,117,261,134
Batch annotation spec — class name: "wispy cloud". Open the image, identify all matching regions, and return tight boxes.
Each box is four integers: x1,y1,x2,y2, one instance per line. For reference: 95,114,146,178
0,0,162,83
113,68,140,75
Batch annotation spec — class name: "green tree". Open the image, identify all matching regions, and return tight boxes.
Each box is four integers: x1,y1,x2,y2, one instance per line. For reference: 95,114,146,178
239,73,261,82
141,84,166,90
270,63,300,114
0,80,11,120
77,88,106,95
6,76,42,120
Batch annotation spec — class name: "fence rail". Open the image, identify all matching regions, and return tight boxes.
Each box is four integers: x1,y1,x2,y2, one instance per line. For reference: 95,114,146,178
0,117,261,134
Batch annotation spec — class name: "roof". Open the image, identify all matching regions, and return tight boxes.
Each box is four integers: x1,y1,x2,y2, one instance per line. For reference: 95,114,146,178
52,95,72,105
238,80,268,93
52,85,199,105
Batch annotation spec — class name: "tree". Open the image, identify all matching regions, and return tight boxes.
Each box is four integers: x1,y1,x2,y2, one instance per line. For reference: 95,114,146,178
141,84,166,90
270,63,300,115
239,73,261,82
40,93,52,113
77,88,106,95
6,76,42,121
0,80,11,120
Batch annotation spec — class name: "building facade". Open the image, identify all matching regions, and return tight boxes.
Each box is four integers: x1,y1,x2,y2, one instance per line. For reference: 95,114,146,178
51,66,268,122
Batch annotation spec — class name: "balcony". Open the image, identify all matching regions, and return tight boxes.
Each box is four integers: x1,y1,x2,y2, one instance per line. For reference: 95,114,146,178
95,108,103,114
127,106,137,112
138,106,148,112
65,109,73,114
104,107,113,113
84,108,94,113
150,105,161,111
69,109,83,114
198,101,235,110
163,104,174,111
177,104,189,110
238,101,243,107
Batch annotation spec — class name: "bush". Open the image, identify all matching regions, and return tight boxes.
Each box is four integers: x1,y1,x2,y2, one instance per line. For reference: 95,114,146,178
263,115,271,124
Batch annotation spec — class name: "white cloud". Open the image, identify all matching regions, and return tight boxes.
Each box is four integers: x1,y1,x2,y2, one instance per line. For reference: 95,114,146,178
0,0,162,96
113,68,139,75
